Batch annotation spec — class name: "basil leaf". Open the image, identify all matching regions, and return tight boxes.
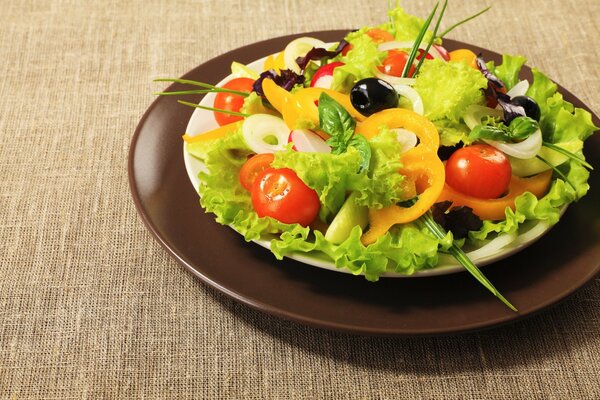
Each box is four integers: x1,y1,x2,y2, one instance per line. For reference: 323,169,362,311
349,134,371,172
469,116,539,142
318,92,356,154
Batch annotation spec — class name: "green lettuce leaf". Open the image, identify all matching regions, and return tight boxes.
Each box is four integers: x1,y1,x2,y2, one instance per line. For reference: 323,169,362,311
331,30,386,93
492,54,527,90
414,58,487,122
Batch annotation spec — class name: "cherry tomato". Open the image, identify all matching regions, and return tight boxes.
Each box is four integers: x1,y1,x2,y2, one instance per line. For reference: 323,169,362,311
378,50,415,77
310,61,344,88
251,168,320,226
239,153,275,191
213,77,254,126
366,28,394,44
445,144,512,199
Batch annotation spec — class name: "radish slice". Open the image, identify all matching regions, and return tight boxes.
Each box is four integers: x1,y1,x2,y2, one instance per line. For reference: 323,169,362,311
507,80,530,98
392,84,424,115
391,128,418,153
312,75,334,89
288,129,331,153
242,114,289,154
284,37,327,74
378,41,444,59
484,128,542,159
373,67,416,86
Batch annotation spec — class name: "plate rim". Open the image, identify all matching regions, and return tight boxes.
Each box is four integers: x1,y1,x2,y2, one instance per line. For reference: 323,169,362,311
129,29,600,336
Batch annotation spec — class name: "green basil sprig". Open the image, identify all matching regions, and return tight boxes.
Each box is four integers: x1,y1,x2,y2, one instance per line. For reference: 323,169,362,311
469,116,539,142
317,93,371,171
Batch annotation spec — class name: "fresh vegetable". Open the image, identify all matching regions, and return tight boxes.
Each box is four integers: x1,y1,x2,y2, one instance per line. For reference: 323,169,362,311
379,50,416,78
288,129,331,153
213,78,255,126
242,114,289,154
449,49,478,69
311,62,344,89
239,153,274,191
251,167,320,226
445,144,512,199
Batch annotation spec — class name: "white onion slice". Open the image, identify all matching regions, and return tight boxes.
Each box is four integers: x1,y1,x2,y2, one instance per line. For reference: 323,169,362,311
372,67,417,86
511,221,549,246
484,128,542,159
466,233,518,261
463,105,503,130
283,37,327,74
391,128,418,153
242,114,290,154
506,80,530,98
378,41,444,59
392,84,424,115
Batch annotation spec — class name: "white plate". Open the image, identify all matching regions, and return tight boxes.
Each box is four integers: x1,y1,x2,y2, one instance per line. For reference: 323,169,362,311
182,52,559,277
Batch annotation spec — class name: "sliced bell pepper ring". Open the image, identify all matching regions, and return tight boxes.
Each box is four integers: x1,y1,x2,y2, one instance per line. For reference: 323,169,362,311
356,109,445,245
182,121,241,143
436,169,553,221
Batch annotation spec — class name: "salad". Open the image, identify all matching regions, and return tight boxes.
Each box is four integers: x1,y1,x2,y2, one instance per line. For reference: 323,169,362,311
156,3,597,310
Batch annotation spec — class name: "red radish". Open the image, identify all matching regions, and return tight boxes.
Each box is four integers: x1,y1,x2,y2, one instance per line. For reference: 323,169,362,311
433,44,450,61
288,129,332,153
310,61,344,89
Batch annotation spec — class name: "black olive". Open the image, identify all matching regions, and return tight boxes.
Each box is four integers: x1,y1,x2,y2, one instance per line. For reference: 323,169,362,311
350,78,398,116
510,95,541,122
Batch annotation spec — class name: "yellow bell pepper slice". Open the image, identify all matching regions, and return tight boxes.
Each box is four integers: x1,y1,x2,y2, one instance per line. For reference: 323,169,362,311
437,169,553,221
263,51,285,72
182,121,241,143
357,109,445,245
261,78,293,115
282,87,365,130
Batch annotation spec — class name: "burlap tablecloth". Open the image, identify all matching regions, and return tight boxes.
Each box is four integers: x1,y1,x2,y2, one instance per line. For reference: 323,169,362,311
1,0,598,398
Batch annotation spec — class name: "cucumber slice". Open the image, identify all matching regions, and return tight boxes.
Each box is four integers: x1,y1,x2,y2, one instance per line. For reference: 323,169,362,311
509,142,580,177
324,192,369,244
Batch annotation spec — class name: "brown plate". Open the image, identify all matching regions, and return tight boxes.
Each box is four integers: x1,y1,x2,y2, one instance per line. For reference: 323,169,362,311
129,31,600,336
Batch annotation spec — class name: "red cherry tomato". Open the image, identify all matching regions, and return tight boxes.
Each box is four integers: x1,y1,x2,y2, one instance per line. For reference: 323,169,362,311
378,50,415,77
310,61,344,88
366,28,394,44
445,144,512,199
251,168,320,226
213,77,254,126
239,153,275,191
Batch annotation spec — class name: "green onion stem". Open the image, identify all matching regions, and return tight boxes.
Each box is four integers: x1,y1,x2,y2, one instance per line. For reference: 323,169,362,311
154,87,249,97
535,154,577,191
177,100,249,117
154,78,249,97
419,210,518,312
401,2,439,78
413,0,448,76
542,142,593,170
437,6,492,38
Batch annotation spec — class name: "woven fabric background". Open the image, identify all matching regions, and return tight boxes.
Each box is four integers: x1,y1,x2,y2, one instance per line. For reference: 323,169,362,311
0,0,598,398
